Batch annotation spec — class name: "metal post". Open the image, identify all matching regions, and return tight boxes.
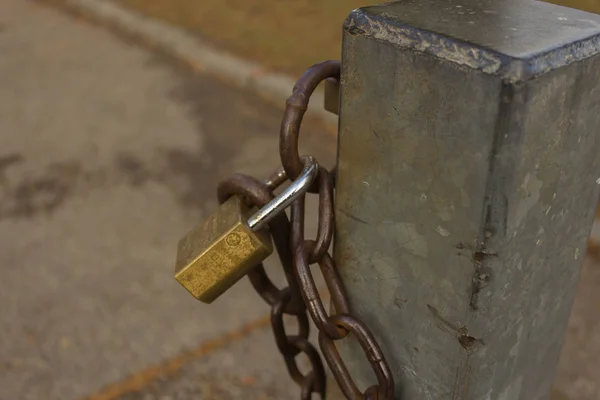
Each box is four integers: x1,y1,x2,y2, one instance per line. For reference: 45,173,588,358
333,1,600,399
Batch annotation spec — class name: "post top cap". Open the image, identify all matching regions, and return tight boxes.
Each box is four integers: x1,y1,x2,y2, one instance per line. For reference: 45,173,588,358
347,0,600,81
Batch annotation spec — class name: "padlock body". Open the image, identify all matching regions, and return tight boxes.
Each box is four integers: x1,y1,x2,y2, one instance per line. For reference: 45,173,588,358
174,196,273,303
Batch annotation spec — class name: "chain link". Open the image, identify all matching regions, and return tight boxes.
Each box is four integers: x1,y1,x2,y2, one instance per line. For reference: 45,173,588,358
217,172,324,397
217,61,395,399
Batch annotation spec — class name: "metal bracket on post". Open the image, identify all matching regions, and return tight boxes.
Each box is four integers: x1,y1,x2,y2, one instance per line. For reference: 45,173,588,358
334,1,600,399
324,77,340,115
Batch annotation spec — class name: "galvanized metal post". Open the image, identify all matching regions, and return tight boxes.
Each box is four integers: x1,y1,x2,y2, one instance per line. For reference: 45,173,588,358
333,1,600,399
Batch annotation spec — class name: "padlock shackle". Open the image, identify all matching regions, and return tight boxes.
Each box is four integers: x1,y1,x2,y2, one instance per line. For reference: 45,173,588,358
247,156,318,231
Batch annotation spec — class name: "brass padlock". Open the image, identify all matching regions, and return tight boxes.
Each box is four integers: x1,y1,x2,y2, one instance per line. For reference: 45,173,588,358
174,156,318,303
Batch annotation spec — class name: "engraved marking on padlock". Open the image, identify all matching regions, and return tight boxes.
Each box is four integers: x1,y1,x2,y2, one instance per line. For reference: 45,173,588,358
225,232,242,246
174,156,318,303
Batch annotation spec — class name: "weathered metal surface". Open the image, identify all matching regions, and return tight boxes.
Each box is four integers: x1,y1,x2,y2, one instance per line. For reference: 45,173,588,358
334,1,600,399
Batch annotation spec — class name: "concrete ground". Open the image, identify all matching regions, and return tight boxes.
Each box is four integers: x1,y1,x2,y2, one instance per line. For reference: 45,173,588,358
0,1,597,400
0,1,334,399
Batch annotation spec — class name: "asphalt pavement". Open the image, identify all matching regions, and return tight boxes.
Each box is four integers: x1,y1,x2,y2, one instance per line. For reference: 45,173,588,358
0,1,334,399
0,1,598,400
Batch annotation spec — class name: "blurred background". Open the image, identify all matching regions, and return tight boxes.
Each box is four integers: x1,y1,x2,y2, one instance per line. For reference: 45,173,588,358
114,0,600,75
1,0,599,399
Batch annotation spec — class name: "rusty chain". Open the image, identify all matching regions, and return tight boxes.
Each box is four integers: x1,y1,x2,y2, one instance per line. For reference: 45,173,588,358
217,60,394,399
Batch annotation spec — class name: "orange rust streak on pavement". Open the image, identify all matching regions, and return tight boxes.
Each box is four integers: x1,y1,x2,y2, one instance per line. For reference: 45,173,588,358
85,316,271,400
